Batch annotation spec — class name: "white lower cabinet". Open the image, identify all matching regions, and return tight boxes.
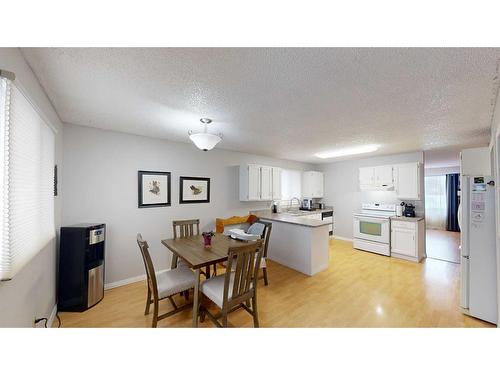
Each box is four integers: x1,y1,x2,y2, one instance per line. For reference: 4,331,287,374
390,218,425,262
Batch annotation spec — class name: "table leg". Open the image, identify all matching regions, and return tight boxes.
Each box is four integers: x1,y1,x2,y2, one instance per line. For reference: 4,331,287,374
192,268,201,328
205,265,211,279
171,254,178,269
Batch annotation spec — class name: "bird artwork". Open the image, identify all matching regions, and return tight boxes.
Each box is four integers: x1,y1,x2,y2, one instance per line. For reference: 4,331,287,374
190,185,202,195
148,180,160,195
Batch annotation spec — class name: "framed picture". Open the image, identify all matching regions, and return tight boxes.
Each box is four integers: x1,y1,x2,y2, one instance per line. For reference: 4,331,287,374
138,170,171,208
179,176,210,204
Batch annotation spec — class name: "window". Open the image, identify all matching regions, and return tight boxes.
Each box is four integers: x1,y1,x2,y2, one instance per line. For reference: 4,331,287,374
0,76,55,281
424,175,447,230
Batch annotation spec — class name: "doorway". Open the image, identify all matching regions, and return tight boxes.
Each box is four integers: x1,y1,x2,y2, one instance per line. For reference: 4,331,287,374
424,150,461,263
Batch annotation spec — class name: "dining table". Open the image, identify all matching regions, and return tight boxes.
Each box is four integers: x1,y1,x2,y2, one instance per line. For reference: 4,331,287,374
161,233,249,327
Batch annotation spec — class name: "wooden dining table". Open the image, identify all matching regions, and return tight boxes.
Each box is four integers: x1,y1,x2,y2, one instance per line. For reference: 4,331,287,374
161,233,249,327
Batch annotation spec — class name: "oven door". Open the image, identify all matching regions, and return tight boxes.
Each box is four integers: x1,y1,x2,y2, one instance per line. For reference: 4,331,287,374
353,216,390,244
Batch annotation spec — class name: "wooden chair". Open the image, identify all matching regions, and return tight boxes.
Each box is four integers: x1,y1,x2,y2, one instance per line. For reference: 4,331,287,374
254,220,272,286
136,233,195,328
223,220,272,286
172,219,217,276
198,240,263,327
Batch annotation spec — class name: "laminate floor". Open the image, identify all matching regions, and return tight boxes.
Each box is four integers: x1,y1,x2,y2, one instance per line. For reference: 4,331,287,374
56,238,493,328
426,229,461,263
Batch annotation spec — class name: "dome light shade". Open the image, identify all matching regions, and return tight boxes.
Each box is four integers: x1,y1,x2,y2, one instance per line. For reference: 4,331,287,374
189,132,222,151
188,118,222,151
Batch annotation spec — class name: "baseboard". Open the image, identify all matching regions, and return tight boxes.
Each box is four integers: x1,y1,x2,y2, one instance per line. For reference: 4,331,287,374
47,304,58,328
104,268,169,290
332,235,353,242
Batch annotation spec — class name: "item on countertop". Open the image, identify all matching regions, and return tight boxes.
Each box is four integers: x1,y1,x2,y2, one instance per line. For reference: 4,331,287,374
318,202,326,210
202,231,215,248
396,202,404,217
403,203,416,217
271,201,278,213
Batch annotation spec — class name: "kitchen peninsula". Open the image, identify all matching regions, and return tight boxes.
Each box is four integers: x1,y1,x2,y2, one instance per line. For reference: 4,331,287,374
251,209,332,276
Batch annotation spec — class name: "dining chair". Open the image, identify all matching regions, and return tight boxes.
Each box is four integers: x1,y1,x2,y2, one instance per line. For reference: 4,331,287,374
136,233,195,328
172,219,217,276
224,220,272,286
198,240,263,327
253,220,272,286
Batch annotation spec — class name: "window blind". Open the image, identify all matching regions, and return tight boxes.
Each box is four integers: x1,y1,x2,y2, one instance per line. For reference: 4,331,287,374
0,77,55,281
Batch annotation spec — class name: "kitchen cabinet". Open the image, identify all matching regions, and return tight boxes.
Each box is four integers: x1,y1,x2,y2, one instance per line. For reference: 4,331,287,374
390,218,425,262
260,166,272,201
359,167,375,188
272,167,282,200
239,164,282,201
302,171,324,198
359,165,394,190
395,162,422,200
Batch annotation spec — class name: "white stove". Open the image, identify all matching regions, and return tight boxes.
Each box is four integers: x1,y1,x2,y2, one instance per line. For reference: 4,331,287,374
353,203,396,256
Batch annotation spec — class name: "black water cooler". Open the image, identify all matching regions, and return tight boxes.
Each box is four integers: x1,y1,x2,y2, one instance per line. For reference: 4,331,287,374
58,223,106,311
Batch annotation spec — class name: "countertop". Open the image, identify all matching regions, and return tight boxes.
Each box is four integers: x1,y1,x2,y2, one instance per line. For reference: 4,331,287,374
251,209,332,228
390,216,424,222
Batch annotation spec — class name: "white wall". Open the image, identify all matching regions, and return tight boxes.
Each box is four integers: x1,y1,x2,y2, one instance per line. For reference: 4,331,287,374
318,151,425,240
425,166,460,176
0,48,63,327
62,123,313,285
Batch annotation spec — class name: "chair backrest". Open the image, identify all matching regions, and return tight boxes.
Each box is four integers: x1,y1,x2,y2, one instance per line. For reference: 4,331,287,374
253,220,272,258
224,240,263,308
136,234,158,299
173,219,200,239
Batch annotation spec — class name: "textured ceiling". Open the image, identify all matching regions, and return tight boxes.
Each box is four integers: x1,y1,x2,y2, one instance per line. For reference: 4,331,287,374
21,48,500,163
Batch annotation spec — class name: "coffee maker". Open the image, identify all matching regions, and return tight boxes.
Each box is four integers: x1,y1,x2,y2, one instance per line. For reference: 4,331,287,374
403,203,416,217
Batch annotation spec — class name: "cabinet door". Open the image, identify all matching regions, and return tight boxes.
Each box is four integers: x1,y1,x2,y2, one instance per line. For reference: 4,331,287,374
359,167,375,187
302,171,312,197
391,228,416,257
313,172,324,198
260,166,273,201
396,163,420,199
272,168,282,200
248,165,261,201
375,165,393,186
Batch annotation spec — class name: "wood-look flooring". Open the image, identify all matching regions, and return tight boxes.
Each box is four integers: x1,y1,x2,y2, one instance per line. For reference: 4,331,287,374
426,229,461,264
56,238,494,328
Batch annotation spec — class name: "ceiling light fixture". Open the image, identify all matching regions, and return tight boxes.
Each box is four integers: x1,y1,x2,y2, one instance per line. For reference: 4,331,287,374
188,118,222,151
315,144,380,159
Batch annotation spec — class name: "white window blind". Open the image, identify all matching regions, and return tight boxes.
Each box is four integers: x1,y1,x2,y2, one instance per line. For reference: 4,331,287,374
0,77,55,281
424,175,447,230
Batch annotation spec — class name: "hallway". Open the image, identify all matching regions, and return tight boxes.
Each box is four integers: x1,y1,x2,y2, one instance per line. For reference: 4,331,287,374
426,229,460,263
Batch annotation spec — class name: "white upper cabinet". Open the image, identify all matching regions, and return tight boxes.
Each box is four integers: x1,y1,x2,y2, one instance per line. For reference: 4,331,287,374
359,167,375,188
302,171,324,198
240,164,283,201
272,167,282,200
395,162,422,200
374,165,394,187
359,165,394,190
260,166,273,201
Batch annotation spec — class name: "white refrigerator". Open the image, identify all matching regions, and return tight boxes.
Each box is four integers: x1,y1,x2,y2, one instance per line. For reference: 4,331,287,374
459,175,497,324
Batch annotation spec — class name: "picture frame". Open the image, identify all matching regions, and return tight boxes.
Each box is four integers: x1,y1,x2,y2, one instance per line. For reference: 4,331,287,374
179,176,210,204
138,170,171,208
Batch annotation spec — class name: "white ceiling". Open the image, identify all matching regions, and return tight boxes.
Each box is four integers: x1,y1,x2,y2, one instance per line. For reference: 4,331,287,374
21,48,500,163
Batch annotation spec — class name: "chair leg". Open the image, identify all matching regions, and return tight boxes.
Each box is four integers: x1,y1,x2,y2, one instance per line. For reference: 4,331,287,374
184,290,189,301
152,299,159,328
222,310,228,328
262,267,269,286
252,294,259,328
144,288,151,315
213,264,217,276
